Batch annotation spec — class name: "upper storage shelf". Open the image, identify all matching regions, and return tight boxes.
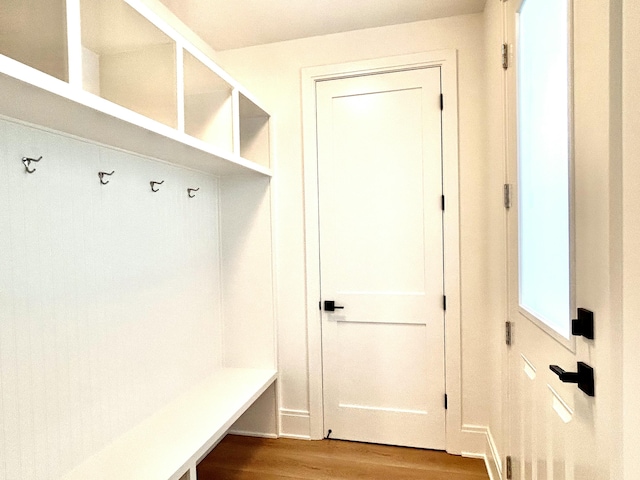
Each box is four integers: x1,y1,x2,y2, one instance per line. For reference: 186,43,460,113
239,93,271,169
0,0,271,177
81,0,178,129
0,0,69,82
184,50,233,152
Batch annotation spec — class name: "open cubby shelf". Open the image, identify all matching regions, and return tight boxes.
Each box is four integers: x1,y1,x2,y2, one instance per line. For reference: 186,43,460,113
81,0,179,128
0,0,69,82
0,0,271,177
239,92,271,168
184,50,234,151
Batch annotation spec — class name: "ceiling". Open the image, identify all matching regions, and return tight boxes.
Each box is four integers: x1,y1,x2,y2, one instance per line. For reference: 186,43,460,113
158,0,487,51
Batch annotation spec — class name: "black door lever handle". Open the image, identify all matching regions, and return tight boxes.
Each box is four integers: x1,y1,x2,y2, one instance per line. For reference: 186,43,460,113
324,300,344,312
549,365,579,383
549,362,595,397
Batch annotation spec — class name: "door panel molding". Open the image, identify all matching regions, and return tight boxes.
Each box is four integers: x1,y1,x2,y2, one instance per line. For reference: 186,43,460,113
301,50,462,452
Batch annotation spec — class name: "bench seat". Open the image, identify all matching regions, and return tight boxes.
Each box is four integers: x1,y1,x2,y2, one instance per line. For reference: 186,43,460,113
61,368,277,480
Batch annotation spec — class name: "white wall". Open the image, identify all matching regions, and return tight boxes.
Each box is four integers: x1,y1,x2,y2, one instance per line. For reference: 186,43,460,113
481,0,508,472
216,13,507,448
623,0,640,476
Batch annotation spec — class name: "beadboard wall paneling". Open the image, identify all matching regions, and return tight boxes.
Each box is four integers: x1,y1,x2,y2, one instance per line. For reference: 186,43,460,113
220,175,275,369
0,118,222,480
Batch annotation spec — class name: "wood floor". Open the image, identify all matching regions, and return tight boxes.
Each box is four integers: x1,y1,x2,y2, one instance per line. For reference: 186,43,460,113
197,435,489,480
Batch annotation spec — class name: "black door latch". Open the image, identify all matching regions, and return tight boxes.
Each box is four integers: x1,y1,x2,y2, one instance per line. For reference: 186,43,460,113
324,300,344,312
572,308,594,339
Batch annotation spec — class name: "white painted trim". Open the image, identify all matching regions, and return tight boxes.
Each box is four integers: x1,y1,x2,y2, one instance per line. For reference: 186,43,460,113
65,0,82,88
232,90,241,156
176,45,185,134
227,430,279,440
461,425,502,480
301,50,462,449
485,427,502,480
269,113,281,431
279,409,311,440
461,424,488,456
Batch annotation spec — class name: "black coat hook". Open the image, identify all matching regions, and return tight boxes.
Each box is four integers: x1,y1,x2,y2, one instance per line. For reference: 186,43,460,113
150,180,165,192
98,171,115,185
188,188,200,198
22,156,42,174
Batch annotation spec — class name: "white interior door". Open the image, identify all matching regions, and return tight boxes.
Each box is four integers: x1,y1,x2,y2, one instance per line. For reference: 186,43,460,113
316,67,445,449
505,0,611,477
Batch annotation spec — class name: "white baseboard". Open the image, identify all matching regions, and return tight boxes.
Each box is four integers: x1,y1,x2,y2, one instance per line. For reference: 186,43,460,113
485,426,502,480
461,424,486,456
461,424,502,480
279,408,311,440
228,429,279,439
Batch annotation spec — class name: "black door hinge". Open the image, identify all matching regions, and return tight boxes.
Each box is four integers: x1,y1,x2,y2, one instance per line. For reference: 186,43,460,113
506,321,513,346
444,394,448,409
443,295,447,311
506,455,513,479
441,195,445,211
440,94,444,110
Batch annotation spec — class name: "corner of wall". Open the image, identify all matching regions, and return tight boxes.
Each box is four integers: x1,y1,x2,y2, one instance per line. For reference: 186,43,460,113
461,425,503,480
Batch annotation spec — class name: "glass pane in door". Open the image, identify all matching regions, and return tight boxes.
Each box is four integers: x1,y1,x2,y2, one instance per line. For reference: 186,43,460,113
517,0,572,339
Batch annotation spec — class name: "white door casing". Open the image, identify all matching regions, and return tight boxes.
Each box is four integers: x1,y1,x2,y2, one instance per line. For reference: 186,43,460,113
316,67,445,449
302,51,462,452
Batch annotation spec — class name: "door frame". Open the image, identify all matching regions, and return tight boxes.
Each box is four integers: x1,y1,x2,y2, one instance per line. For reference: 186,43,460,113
301,50,463,453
